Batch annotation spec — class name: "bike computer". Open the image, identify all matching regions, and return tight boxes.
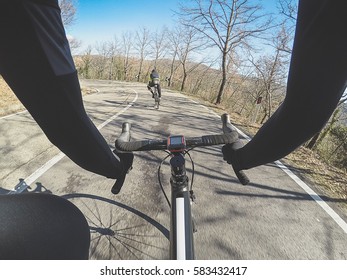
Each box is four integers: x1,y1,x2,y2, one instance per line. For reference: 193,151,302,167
167,135,186,152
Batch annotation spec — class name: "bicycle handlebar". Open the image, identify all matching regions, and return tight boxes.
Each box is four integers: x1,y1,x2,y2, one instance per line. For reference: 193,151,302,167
113,113,250,194
115,122,239,152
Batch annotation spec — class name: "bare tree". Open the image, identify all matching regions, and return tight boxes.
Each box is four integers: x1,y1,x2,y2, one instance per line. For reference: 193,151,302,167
106,36,121,80
94,41,112,79
134,27,151,82
277,0,298,54
121,31,134,81
79,46,93,79
58,0,79,53
68,36,82,53
248,24,291,122
59,0,77,27
179,0,271,104
150,27,169,68
176,25,205,92
278,0,298,23
167,27,185,87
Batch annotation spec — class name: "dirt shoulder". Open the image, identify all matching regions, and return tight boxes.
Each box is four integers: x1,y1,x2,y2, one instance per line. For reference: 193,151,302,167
0,77,25,116
0,77,97,117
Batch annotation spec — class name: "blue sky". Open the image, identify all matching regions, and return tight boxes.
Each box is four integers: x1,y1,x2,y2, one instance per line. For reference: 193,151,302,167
68,0,181,50
67,0,280,52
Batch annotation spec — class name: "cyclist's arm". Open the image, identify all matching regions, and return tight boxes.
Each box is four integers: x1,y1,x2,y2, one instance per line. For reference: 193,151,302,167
0,0,123,179
230,0,347,171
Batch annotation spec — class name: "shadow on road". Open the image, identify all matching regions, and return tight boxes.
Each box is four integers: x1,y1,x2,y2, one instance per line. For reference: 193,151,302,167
62,192,169,238
62,193,169,260
215,180,347,204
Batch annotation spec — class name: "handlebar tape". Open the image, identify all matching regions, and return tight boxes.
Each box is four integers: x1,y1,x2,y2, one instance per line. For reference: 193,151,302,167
115,115,250,186
117,122,131,143
116,123,239,152
115,122,166,152
190,132,238,146
221,113,234,134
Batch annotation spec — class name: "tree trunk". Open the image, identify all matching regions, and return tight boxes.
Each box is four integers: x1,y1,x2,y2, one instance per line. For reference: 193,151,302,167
215,51,227,104
137,59,143,82
168,54,177,87
181,72,187,92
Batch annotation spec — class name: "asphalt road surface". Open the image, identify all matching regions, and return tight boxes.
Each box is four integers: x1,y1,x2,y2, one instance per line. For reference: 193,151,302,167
1,79,346,260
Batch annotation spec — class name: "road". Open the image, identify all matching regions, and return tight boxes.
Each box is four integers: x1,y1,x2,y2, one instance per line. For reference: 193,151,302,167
0,79,346,260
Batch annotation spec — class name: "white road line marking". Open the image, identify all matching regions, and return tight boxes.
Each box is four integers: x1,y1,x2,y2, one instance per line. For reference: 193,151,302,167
0,110,27,120
276,160,347,234
24,153,65,185
22,90,138,186
192,98,347,234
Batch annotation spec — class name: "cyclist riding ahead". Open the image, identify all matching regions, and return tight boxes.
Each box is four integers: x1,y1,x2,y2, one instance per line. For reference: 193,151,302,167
147,68,162,99
0,0,346,259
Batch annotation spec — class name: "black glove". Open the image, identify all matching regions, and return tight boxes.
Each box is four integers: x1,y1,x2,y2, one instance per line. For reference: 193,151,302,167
222,141,243,166
111,152,134,194
222,141,250,185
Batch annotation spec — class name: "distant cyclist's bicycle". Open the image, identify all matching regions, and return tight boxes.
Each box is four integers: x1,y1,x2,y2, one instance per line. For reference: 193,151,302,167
151,78,160,109
113,113,249,259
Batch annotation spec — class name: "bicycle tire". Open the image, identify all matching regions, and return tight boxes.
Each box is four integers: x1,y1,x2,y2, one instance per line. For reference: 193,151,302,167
64,193,169,260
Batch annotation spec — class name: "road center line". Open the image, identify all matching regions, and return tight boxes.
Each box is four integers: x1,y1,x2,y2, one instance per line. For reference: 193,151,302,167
23,89,138,186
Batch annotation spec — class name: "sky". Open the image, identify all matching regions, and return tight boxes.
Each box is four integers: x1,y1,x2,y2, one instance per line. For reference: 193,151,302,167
68,0,182,51
67,0,280,53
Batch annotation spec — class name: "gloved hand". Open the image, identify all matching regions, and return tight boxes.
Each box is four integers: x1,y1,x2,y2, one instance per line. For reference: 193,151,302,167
222,141,243,167
119,152,133,173
111,151,134,194
222,141,250,185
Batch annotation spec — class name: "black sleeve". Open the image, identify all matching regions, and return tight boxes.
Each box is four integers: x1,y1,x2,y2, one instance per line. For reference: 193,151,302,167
232,0,347,171
0,0,122,179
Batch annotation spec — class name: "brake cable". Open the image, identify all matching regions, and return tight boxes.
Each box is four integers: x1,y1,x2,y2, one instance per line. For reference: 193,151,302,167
185,150,196,202
158,153,171,207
